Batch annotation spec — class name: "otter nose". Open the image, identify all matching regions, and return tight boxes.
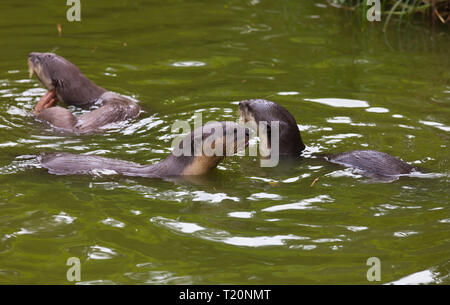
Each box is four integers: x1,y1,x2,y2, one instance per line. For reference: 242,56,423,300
29,53,38,62
29,52,43,61
238,100,248,111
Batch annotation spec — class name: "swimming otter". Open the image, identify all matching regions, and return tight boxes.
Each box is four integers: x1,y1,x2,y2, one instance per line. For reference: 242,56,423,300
238,99,305,156
28,52,140,133
40,121,249,177
238,99,415,181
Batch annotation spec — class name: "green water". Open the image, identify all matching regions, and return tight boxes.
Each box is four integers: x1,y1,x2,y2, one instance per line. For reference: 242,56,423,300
0,0,449,285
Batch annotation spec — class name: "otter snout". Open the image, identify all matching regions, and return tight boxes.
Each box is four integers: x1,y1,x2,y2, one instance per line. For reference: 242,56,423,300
29,52,41,60
28,52,44,66
238,100,248,111
29,52,56,65
28,52,44,78
28,52,56,89
238,100,250,123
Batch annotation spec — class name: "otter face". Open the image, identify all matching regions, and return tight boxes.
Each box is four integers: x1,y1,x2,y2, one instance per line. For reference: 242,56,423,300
176,122,250,175
28,52,79,91
238,99,305,156
238,99,298,129
238,100,259,132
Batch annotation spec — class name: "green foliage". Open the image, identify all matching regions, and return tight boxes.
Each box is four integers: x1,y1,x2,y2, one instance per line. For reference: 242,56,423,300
329,0,449,29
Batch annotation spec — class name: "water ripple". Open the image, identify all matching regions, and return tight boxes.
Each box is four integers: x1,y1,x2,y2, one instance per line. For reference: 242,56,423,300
150,217,307,247
305,98,370,108
262,195,333,212
247,192,282,201
227,211,255,219
387,269,445,285
87,245,117,260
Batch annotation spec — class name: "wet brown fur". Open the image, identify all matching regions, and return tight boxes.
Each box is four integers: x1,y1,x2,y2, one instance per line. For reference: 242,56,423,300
238,99,415,181
29,52,140,133
40,122,250,177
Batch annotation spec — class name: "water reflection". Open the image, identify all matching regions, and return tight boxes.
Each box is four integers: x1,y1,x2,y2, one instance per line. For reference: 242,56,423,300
227,211,255,219
262,195,332,212
87,246,117,260
305,98,370,108
0,0,448,285
171,61,206,67
150,216,307,247
388,269,444,285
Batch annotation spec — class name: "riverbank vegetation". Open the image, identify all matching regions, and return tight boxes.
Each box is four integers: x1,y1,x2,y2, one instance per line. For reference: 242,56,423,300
328,0,449,28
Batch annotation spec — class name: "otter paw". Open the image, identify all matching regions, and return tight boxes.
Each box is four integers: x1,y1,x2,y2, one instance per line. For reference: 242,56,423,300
34,90,57,113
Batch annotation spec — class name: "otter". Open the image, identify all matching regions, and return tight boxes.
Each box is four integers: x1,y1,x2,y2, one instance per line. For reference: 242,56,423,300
28,52,140,133
39,121,249,177
238,99,415,182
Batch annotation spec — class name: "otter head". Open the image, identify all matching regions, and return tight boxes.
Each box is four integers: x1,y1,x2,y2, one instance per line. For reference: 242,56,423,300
28,52,75,91
238,99,305,156
28,52,106,105
172,121,250,176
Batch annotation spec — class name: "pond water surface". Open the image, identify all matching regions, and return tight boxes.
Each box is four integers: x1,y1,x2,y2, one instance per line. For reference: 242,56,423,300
0,0,449,284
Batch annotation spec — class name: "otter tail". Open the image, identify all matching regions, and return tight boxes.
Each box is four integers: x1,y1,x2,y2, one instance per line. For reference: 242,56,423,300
39,153,147,176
